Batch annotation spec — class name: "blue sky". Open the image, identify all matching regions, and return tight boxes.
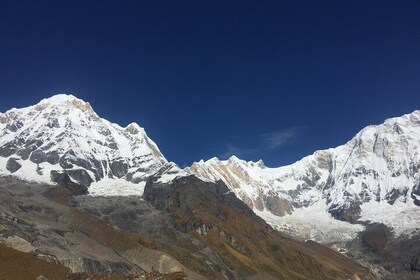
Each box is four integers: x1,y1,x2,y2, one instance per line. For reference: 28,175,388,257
0,1,419,167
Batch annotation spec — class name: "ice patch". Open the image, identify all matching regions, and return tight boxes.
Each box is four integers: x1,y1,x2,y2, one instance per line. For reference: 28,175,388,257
359,199,420,237
255,200,364,244
88,178,145,196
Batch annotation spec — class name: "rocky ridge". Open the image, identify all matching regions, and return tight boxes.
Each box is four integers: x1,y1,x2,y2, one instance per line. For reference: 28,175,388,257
0,94,181,195
186,111,420,240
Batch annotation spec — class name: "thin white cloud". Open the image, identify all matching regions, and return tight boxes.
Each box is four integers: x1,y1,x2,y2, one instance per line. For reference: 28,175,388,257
219,127,304,160
219,144,258,159
261,127,303,150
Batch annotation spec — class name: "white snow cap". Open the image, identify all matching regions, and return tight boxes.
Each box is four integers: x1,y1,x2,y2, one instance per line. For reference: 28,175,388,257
0,93,178,196
186,110,420,239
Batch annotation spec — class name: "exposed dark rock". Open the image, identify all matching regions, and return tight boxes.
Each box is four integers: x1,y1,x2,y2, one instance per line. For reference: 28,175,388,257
361,223,392,258
46,151,60,165
50,170,88,195
265,195,292,216
29,150,60,165
105,141,118,150
144,175,256,219
346,223,420,278
411,181,420,206
329,202,361,223
16,146,36,160
58,150,103,181
386,187,408,205
67,169,94,187
59,150,78,169
5,120,23,132
324,174,335,190
288,185,303,201
29,150,47,164
0,142,18,157
125,172,133,181
302,168,321,187
393,123,404,134
6,158,22,173
110,160,128,179
36,166,43,175
410,162,420,176
86,159,104,181
46,118,60,128
359,185,372,203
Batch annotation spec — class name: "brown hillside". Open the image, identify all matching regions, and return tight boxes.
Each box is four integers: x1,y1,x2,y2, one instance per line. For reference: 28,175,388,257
144,175,377,280
0,243,70,280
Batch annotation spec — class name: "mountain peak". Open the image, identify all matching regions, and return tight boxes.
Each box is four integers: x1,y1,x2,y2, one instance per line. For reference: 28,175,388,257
40,93,79,103
227,155,240,163
255,159,265,168
0,94,170,195
187,110,420,240
33,94,96,116
125,122,144,135
382,109,420,126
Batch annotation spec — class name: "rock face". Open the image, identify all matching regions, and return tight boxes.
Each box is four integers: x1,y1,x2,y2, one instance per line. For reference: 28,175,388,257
346,223,420,280
0,175,376,280
186,111,420,239
0,177,195,279
6,158,21,173
50,170,88,195
143,175,256,218
142,175,376,280
0,94,179,192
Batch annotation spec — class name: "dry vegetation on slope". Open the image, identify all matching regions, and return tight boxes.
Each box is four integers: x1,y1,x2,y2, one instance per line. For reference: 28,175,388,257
143,175,377,280
0,175,377,279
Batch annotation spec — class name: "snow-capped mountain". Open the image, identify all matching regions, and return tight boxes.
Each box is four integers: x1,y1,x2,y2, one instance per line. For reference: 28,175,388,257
0,94,381,280
1,94,419,242
0,94,180,195
187,111,420,241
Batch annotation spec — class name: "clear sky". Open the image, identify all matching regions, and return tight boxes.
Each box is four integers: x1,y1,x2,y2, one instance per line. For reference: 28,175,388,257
0,1,419,167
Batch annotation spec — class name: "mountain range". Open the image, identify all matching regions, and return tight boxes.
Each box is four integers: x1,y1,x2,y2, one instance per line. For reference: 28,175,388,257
0,94,419,279
187,111,420,243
